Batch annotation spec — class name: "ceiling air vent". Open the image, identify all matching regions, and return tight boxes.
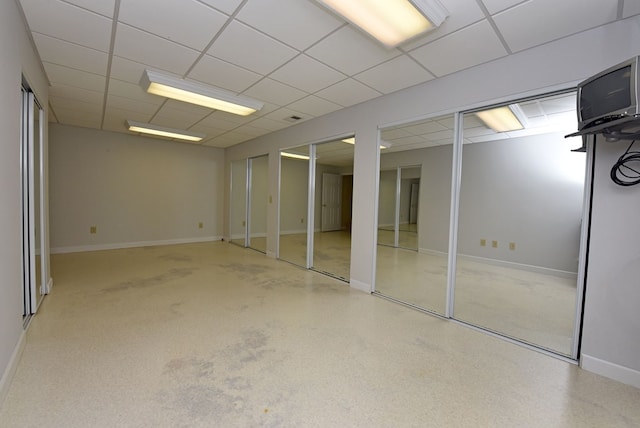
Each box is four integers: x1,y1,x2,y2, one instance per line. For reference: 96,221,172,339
284,115,303,122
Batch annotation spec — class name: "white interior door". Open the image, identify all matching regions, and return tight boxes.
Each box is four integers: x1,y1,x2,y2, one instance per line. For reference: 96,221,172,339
321,173,342,232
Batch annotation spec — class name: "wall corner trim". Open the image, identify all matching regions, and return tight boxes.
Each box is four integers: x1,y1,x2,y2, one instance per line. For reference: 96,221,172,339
0,331,27,409
581,354,640,389
350,279,372,293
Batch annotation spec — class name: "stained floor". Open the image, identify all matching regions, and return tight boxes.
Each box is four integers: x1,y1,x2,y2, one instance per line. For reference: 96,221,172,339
1,242,639,427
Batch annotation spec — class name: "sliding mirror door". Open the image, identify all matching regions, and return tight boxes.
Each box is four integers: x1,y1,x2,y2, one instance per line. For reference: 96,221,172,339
312,138,354,281
375,116,454,315
453,92,585,356
248,155,268,253
230,159,248,246
279,146,310,267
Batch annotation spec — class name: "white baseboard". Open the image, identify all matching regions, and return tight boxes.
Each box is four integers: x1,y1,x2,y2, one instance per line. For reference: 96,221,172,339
0,331,26,409
350,278,372,293
581,354,640,389
417,248,577,279
51,236,222,254
279,229,306,236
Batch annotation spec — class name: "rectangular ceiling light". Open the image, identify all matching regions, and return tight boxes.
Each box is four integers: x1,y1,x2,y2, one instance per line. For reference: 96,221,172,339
127,120,206,142
316,0,448,48
140,70,264,116
281,152,310,160
475,104,527,133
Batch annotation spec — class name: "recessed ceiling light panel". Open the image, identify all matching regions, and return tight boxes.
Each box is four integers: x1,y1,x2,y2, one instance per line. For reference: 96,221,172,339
126,120,206,142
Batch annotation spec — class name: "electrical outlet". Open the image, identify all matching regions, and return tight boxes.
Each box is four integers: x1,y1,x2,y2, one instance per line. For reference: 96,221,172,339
492,240,498,248
480,238,486,247
90,226,97,234
198,222,203,229
509,242,516,250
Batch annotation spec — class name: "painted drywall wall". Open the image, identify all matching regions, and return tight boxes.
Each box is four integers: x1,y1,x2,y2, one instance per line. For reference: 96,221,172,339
0,0,49,404
224,16,640,384
581,135,640,388
248,155,268,240
49,124,224,252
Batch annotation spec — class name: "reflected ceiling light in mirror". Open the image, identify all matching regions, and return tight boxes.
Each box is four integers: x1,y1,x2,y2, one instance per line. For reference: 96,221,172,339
380,141,392,149
316,0,448,48
281,151,310,160
140,70,263,116
475,104,527,133
126,120,205,142
342,137,355,144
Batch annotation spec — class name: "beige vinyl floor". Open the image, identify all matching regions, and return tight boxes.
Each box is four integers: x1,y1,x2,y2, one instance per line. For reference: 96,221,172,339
1,241,639,427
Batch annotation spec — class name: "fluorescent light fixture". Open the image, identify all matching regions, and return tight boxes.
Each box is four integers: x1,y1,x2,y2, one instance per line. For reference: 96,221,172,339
281,152,310,160
126,120,206,142
475,104,527,133
140,70,263,116
342,137,355,144
316,0,448,48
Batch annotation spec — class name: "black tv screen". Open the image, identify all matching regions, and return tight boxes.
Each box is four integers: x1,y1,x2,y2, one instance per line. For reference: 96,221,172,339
580,65,631,123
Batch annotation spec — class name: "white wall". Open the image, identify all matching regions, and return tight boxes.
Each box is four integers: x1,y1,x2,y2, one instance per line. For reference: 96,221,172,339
224,16,640,385
280,157,309,234
49,124,225,252
581,135,640,388
0,0,49,404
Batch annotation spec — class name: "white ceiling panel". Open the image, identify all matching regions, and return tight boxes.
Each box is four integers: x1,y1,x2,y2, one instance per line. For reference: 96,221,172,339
33,33,108,75
187,55,262,93
270,54,346,93
54,108,102,128
151,108,209,130
43,62,105,92
624,0,640,18
262,108,311,124
197,0,243,15
49,96,103,114
20,0,112,51
109,56,149,84
202,132,254,148
410,20,507,77
315,78,382,107
197,114,246,131
354,56,434,94
102,108,152,133
113,24,200,75
243,117,290,132
108,79,164,105
118,0,228,51
207,21,299,75
480,0,525,14
236,0,342,51
286,95,343,117
306,26,401,76
106,94,161,115
62,0,115,18
402,0,485,50
493,0,619,53
242,78,307,107
49,85,104,104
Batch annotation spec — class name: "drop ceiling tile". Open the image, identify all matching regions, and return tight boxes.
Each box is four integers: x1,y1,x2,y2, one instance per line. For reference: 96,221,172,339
421,129,454,141
108,79,164,105
493,0,618,52
113,24,199,75
244,117,289,132
186,124,227,139
262,107,311,124
270,54,346,93
118,0,228,50
62,0,115,17
480,0,524,14
102,108,152,132
197,114,245,131
409,20,507,77
242,78,307,107
33,33,108,75
49,96,103,114
462,126,496,137
151,105,211,129
286,95,343,117
203,132,254,148
403,120,448,135
20,0,112,51
106,94,161,115
381,128,413,140
197,0,242,15
110,56,148,84
401,0,485,50
236,0,342,51
188,55,262,93
207,21,299,75
306,26,401,76
354,56,434,94
53,108,102,128
315,79,382,107
624,0,640,17
43,62,106,92
49,85,104,104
